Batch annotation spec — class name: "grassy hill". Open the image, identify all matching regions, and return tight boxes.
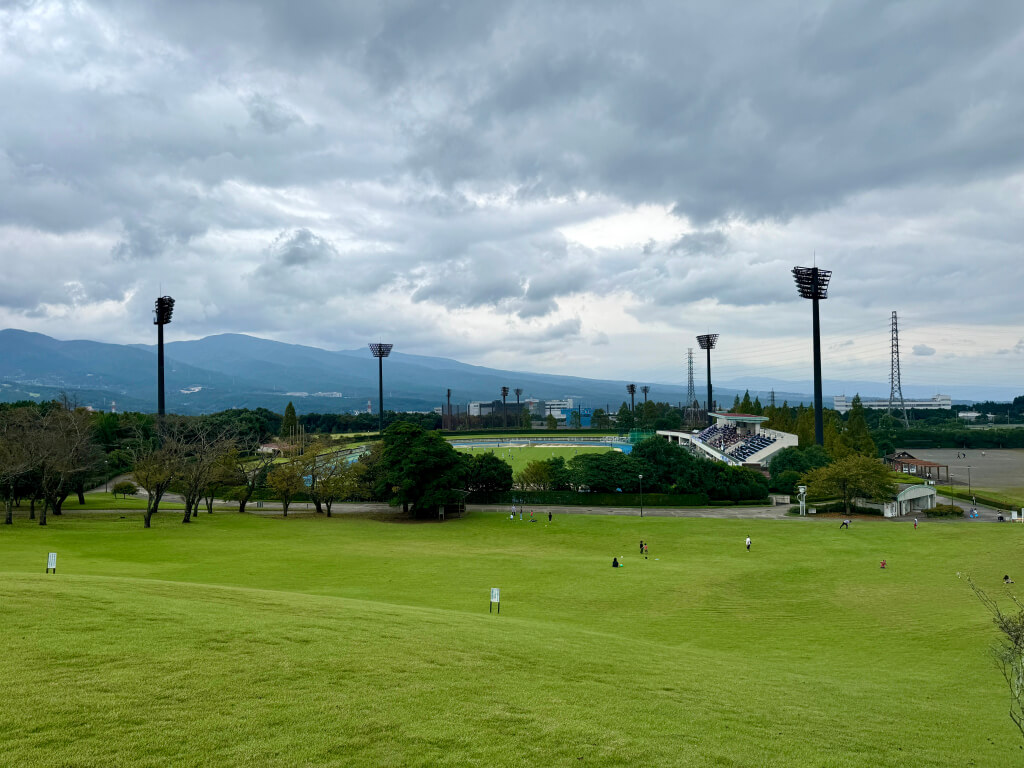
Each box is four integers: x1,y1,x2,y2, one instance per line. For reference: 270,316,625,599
0,511,1020,766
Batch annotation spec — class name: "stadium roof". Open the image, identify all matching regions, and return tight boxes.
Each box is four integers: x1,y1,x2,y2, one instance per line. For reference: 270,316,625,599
710,412,769,423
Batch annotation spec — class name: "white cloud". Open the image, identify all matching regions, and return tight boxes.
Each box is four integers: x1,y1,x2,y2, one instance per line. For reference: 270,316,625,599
0,1,1022,392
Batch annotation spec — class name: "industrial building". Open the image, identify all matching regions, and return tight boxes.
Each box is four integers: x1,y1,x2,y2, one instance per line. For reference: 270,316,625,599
833,394,951,413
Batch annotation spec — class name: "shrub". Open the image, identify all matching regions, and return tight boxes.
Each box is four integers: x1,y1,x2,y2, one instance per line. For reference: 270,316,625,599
110,480,139,499
926,504,964,518
812,502,883,516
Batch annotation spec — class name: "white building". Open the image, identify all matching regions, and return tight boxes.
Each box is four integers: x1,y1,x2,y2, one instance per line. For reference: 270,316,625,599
833,394,951,413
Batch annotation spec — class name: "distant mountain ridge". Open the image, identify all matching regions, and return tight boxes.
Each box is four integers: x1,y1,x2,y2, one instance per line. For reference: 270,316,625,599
1,328,1001,415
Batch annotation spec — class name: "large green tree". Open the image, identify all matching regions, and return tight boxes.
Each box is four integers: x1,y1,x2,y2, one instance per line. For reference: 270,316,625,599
838,395,876,457
280,401,298,438
802,455,896,516
377,422,468,516
466,451,513,495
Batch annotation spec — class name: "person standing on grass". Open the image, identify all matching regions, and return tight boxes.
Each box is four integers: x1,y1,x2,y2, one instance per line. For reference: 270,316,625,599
745,536,751,551
643,543,648,559
840,519,850,529
914,518,918,530
548,511,552,522
640,539,644,554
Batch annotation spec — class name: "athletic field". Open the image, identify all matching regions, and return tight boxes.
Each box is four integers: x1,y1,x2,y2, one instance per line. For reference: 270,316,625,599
1,511,1021,766
453,443,613,475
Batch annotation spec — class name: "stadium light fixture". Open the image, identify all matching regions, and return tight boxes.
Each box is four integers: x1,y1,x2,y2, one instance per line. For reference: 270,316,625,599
368,342,394,435
792,266,832,446
153,296,175,417
501,386,509,430
626,384,637,413
696,334,718,425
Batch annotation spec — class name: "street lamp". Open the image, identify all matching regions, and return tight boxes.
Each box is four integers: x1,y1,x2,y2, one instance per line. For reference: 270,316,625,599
792,266,833,446
696,334,718,425
368,342,393,435
639,473,644,518
153,296,175,417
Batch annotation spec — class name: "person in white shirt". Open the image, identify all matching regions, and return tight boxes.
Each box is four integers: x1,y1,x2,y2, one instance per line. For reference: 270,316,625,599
745,536,751,551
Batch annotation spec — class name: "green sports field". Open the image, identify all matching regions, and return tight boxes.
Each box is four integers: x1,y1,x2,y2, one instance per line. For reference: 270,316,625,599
454,444,612,475
1,511,1022,766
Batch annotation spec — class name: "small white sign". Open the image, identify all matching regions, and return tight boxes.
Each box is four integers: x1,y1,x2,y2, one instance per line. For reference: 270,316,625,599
490,588,500,603
47,552,56,570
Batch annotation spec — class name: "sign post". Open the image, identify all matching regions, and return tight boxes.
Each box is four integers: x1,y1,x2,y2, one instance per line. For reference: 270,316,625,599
46,552,57,574
489,587,500,614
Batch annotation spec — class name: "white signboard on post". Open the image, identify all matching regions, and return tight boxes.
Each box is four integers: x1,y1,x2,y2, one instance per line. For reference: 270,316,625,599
46,552,56,573
489,587,500,614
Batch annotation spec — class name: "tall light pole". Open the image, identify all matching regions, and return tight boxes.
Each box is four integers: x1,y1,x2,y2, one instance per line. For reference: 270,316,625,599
696,334,718,425
446,388,452,431
626,384,636,413
514,388,523,428
793,266,832,446
501,386,509,430
153,296,175,417
368,343,393,435
638,473,644,518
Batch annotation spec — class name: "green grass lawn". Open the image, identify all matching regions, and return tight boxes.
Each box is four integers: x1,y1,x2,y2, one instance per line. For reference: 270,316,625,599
11,492,184,513
455,444,612,475
2,511,1023,766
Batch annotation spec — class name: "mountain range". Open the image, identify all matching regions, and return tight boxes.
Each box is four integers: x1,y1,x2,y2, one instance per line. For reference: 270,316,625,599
0,329,1009,415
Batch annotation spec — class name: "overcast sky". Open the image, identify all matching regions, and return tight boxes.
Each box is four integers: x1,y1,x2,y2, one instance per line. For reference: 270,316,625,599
2,1,1023,391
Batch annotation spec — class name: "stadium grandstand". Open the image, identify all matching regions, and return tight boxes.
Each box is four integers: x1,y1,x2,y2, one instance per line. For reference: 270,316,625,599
657,413,798,468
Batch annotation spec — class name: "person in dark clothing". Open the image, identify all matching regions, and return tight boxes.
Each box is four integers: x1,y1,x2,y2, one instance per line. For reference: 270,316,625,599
640,540,644,553
548,511,552,522
612,557,619,568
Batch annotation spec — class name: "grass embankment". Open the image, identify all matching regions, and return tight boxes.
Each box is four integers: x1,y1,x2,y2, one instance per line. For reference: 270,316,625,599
935,486,1024,511
1,512,1021,766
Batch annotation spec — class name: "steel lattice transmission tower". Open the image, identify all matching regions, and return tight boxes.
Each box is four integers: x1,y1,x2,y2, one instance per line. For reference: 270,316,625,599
888,311,910,428
685,348,697,424
685,349,696,406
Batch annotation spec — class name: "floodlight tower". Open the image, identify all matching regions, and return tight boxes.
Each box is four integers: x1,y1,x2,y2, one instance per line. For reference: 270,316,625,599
368,342,393,435
514,388,523,426
501,386,509,429
641,385,650,404
153,296,175,417
696,334,718,424
792,266,833,446
626,384,637,413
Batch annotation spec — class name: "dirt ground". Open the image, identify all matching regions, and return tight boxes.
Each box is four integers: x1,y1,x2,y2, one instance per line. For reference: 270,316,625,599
899,447,1024,493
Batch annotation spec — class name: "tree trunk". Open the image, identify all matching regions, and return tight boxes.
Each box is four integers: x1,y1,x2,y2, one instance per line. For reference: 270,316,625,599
205,496,214,514
77,486,86,505
282,500,289,517
4,497,12,525
325,501,333,517
53,493,66,516
29,498,35,520
144,509,152,528
312,498,323,514
182,505,191,523
39,505,47,526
